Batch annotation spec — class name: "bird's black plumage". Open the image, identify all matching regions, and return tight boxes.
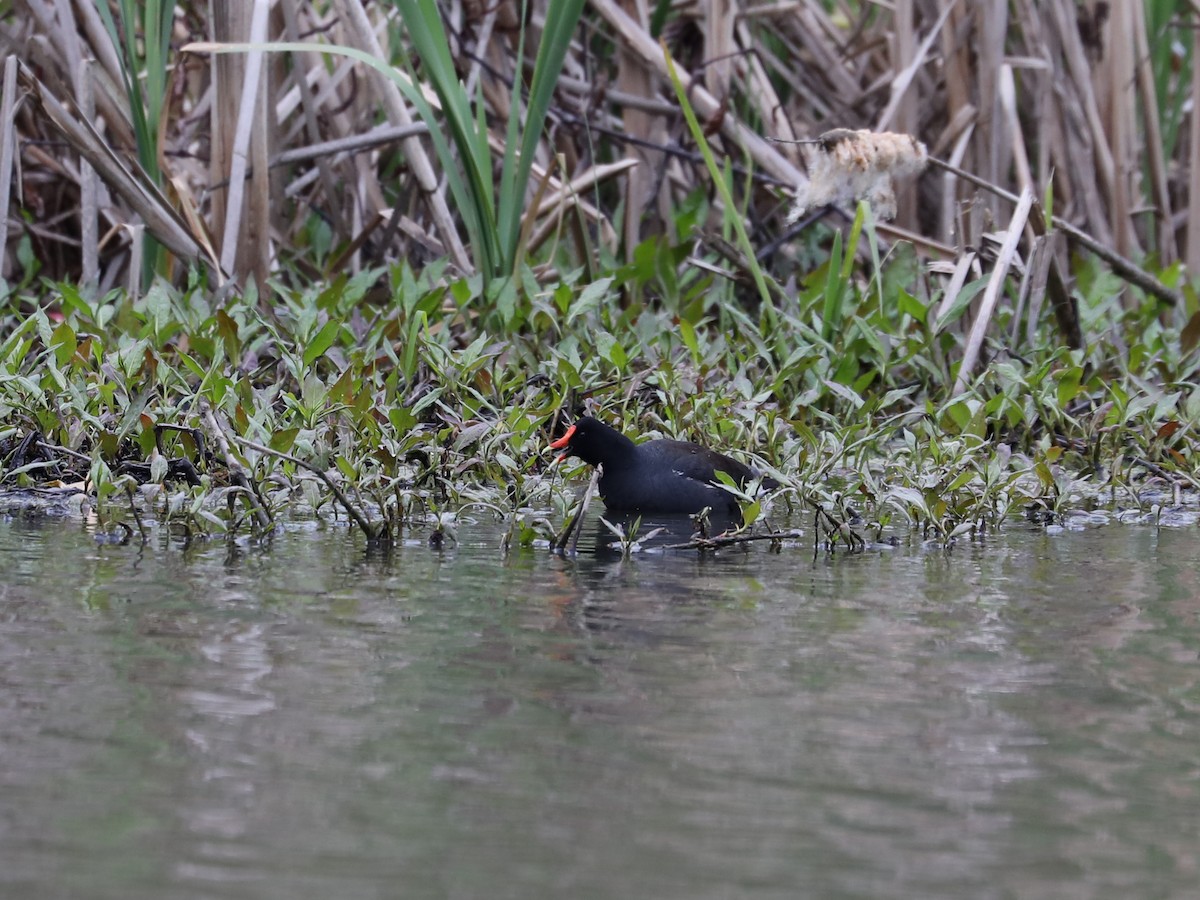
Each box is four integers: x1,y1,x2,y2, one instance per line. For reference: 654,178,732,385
550,417,776,515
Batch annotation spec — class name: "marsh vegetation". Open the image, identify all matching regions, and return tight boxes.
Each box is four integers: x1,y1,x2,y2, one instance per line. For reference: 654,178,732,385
1,1,1197,548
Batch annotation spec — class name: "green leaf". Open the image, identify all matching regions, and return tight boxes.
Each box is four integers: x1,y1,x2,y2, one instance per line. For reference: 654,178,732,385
492,277,518,327
946,469,975,491
51,320,77,368
596,331,627,370
822,379,864,409
821,230,845,342
303,319,341,366
150,453,169,483
178,351,207,382
679,317,700,360
1181,309,1200,353
401,311,426,382
335,455,357,479
1055,367,1083,408
0,312,36,364
270,428,300,454
390,406,417,434
569,277,614,323
216,309,240,359
897,289,927,323
145,281,172,332
650,0,672,36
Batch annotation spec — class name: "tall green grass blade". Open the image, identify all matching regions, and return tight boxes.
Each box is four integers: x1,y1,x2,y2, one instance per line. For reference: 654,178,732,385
393,0,499,276
143,0,173,160
94,0,171,183
94,0,173,285
650,0,673,38
860,202,884,313
496,0,531,277
662,42,773,310
1145,0,1189,161
498,0,586,275
821,229,844,342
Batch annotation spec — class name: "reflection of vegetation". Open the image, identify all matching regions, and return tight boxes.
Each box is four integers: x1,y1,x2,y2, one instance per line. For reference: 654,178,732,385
1,5,1198,548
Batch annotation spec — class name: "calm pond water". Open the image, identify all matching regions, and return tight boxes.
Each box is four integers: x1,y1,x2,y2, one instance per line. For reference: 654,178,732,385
1,512,1198,900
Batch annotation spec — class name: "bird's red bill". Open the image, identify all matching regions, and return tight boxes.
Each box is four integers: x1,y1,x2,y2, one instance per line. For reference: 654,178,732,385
549,424,576,450
549,424,576,461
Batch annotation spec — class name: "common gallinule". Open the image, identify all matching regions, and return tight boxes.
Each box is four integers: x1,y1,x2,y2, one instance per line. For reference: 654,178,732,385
550,416,777,515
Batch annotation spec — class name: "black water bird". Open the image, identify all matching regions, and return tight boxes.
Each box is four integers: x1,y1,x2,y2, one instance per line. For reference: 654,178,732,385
550,416,777,515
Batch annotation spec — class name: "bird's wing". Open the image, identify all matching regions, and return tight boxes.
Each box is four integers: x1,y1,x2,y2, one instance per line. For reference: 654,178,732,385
650,440,756,485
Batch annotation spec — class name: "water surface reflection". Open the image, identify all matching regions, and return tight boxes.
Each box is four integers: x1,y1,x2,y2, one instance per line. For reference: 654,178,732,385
0,518,1196,899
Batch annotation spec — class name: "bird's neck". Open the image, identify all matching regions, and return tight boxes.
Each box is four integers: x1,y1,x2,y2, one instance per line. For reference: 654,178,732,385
583,422,638,466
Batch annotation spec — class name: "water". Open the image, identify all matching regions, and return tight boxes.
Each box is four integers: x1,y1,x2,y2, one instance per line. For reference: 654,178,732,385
1,514,1198,899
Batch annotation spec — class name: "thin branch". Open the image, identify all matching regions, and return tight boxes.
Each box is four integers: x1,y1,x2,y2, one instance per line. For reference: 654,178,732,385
553,463,602,555
201,403,274,533
658,528,804,551
226,433,384,541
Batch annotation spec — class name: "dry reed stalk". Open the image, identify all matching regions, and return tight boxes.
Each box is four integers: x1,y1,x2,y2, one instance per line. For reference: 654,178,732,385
463,4,498,100
333,0,473,274
934,251,979,324
22,0,110,283
216,0,272,287
76,58,98,291
1050,0,1116,239
280,0,349,239
932,155,1180,311
997,65,1032,192
1189,25,1200,272
525,159,636,255
704,0,735,98
1103,0,1140,264
954,187,1034,396
0,56,19,276
734,17,798,163
590,0,805,186
532,159,639,219
788,1,860,102
1132,3,1175,264
16,64,207,268
0,0,1191,320
616,0,665,255
1018,233,1055,346
975,1,1010,220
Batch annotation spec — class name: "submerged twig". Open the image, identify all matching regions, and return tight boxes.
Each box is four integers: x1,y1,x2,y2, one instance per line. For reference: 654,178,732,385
553,463,602,555
226,433,385,542
658,528,804,552
807,499,866,553
124,484,147,543
200,404,274,534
